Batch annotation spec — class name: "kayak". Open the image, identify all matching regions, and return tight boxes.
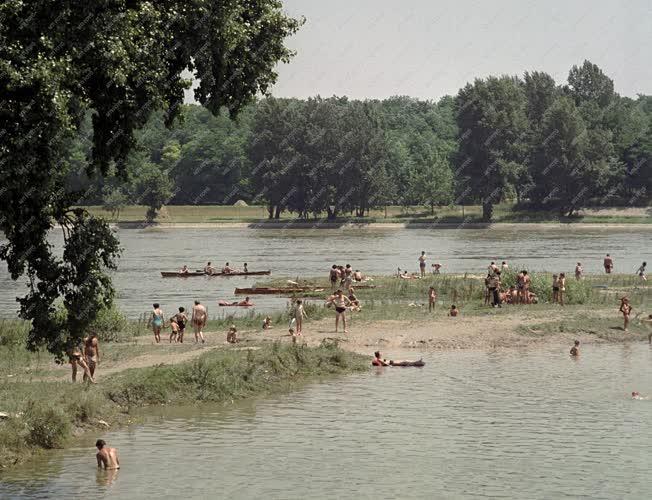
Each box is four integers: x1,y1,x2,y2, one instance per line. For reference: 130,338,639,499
161,270,271,278
390,360,425,367
235,287,324,295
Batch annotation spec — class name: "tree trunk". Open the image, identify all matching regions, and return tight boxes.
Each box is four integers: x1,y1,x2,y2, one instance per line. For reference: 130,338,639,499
430,203,435,216
267,205,274,219
274,205,281,219
482,201,493,221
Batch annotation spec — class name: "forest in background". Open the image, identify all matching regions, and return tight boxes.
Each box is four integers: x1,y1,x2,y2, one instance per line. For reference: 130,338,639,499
69,60,652,221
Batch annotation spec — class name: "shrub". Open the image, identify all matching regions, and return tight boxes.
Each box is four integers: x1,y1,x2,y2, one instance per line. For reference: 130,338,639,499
90,306,133,342
23,401,70,449
0,321,28,347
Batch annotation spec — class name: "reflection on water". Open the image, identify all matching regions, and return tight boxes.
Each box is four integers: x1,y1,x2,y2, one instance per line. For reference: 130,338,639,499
2,344,652,499
1,226,651,318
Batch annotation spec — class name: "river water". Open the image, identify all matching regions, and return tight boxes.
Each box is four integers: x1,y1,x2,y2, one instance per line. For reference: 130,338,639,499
1,344,651,499
1,226,651,318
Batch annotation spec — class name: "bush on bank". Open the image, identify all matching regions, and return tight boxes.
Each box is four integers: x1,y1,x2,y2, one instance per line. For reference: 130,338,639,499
0,342,367,470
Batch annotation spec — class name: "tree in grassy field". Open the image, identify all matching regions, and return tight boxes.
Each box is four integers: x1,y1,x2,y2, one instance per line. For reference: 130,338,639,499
0,0,302,358
102,188,128,221
529,97,620,215
454,76,528,220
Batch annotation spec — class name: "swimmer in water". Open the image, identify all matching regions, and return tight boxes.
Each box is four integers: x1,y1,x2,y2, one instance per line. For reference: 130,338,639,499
570,340,580,356
631,392,647,400
372,351,390,366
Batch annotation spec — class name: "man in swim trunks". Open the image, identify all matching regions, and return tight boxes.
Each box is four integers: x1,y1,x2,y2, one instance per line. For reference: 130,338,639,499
327,289,351,333
570,340,580,356
353,269,363,281
488,271,501,308
488,261,499,277
603,254,613,274
96,439,120,470
372,351,390,366
418,251,427,277
83,332,100,382
192,300,207,343
501,261,508,271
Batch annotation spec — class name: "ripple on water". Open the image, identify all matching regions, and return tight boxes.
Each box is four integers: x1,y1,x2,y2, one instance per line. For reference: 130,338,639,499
1,344,652,499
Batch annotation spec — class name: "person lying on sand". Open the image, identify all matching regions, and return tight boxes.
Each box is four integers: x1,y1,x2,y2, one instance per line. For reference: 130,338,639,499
570,340,580,356
96,440,120,470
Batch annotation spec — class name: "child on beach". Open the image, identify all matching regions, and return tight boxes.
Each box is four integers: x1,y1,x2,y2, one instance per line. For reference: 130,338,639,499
262,316,272,330
294,299,307,333
428,287,437,312
227,324,238,343
449,305,459,317
619,297,632,332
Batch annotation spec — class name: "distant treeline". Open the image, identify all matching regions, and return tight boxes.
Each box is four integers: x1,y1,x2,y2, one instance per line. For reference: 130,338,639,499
71,60,652,220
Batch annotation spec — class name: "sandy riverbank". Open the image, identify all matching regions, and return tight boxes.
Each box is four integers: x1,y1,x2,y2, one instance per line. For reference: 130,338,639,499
110,221,652,230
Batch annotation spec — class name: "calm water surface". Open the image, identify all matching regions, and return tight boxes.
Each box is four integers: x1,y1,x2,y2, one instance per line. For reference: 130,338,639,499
2,344,651,499
1,226,651,317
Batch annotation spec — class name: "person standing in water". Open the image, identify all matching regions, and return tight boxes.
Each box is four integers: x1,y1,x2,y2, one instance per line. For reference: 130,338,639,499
570,340,580,356
328,289,351,333
148,303,164,343
603,254,614,274
636,262,647,281
619,297,632,332
192,300,207,343
96,439,120,469
418,251,427,277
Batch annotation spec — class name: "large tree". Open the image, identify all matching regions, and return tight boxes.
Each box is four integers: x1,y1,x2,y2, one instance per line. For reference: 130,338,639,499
0,0,301,357
454,76,528,220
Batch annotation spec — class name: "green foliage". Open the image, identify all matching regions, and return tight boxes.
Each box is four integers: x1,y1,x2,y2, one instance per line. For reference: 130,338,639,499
0,1,302,358
24,402,70,450
89,305,138,343
454,76,528,220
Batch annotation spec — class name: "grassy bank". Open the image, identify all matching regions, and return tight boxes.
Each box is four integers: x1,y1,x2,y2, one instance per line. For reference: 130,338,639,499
0,342,367,471
82,204,652,225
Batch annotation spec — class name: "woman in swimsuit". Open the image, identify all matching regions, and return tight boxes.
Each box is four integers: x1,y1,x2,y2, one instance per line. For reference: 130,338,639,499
418,251,427,277
327,289,351,333
149,303,164,343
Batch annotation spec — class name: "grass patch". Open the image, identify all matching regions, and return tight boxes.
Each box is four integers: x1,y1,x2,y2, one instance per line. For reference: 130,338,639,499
0,342,367,471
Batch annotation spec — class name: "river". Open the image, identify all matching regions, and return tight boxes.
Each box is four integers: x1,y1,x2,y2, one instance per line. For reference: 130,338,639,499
1,344,651,498
1,225,650,318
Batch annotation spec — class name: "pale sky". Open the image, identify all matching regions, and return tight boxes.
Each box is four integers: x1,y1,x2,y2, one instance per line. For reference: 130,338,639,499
186,0,651,102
